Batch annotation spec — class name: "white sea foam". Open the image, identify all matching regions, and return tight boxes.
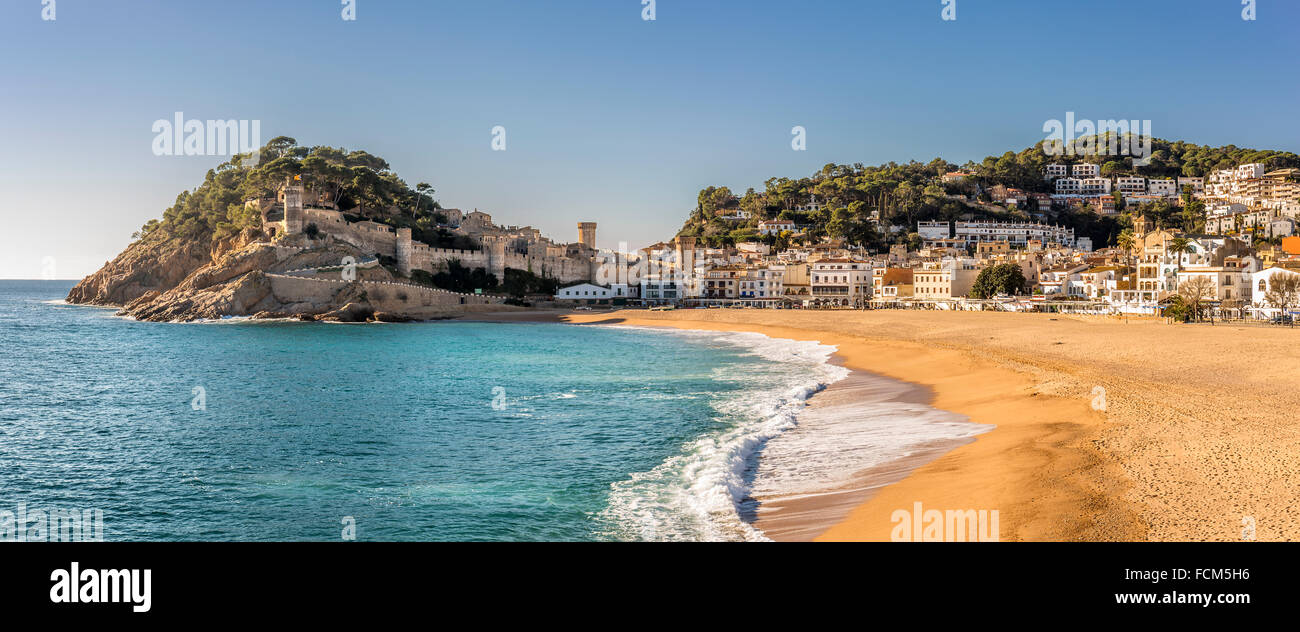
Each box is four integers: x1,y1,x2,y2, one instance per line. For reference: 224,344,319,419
596,327,848,542
596,326,991,542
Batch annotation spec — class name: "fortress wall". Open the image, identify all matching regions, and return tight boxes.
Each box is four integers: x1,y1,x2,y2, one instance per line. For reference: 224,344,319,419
406,243,492,274
267,275,504,315
304,208,399,258
299,210,593,284
504,253,594,283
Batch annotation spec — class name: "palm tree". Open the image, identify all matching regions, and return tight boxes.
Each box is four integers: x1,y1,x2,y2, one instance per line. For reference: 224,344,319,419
1116,229,1136,293
1168,237,1191,270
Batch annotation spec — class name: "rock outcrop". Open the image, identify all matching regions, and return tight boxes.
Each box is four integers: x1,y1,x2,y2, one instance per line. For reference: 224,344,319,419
67,229,516,322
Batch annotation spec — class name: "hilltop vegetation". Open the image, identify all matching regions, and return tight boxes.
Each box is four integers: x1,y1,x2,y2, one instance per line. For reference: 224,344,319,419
675,137,1300,250
134,136,452,248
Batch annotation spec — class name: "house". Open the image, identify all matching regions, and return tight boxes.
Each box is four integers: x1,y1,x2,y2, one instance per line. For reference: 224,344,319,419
1249,266,1300,319
555,283,630,304
758,220,796,236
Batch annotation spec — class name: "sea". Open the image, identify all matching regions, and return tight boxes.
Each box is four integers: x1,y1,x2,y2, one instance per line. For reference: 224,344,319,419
0,280,988,542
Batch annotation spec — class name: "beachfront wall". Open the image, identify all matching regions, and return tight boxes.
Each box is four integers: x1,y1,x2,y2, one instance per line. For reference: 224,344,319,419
266,274,504,315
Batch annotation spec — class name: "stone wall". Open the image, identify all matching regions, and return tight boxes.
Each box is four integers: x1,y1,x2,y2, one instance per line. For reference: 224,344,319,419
283,196,595,284
266,274,505,316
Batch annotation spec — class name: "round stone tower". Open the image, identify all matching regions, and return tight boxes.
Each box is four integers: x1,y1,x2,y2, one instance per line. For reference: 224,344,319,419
283,179,304,235
396,227,413,277
578,222,597,249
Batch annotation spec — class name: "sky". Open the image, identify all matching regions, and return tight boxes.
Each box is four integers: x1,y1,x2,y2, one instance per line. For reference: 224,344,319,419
1,0,1296,279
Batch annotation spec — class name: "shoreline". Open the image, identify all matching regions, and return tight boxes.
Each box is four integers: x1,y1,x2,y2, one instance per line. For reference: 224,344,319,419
553,309,1146,541
745,364,986,541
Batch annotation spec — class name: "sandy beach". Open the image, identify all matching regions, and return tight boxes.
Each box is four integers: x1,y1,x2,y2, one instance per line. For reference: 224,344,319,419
529,308,1300,542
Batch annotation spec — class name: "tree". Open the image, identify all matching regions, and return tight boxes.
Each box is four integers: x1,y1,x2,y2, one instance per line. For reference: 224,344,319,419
1168,237,1191,272
412,182,434,218
1177,276,1215,323
969,263,1028,298
1264,272,1300,324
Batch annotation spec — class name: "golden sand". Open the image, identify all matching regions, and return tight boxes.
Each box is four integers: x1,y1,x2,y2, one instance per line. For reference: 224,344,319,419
544,309,1300,542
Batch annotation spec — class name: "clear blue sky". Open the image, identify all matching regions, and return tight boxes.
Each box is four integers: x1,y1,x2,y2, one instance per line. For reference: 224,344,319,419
1,0,1296,278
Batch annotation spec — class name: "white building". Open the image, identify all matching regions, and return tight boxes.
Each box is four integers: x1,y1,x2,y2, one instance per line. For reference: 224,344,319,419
758,220,796,236
1054,177,1081,194
555,283,631,303
640,275,683,305
952,220,1076,248
1177,177,1205,194
1080,177,1113,195
810,259,873,307
1116,176,1147,194
1147,179,1178,197
1072,163,1100,177
1249,267,1300,320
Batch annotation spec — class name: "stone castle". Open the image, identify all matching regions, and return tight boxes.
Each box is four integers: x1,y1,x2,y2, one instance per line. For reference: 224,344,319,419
254,180,602,285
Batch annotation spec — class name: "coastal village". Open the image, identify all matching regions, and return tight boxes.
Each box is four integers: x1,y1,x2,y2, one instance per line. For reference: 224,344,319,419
549,162,1300,322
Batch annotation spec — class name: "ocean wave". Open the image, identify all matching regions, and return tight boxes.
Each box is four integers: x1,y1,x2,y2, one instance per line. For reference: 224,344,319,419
595,327,848,542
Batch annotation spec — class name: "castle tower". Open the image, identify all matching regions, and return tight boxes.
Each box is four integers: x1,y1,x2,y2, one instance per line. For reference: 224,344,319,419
396,227,413,277
672,235,696,279
578,222,597,249
284,178,304,235
484,235,507,284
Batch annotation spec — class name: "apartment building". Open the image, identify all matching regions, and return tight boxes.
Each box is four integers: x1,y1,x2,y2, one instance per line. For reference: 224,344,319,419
1147,179,1178,197
1116,176,1147,194
913,260,980,300
1177,177,1205,194
737,266,785,300
951,220,1076,248
1072,163,1100,177
811,259,873,307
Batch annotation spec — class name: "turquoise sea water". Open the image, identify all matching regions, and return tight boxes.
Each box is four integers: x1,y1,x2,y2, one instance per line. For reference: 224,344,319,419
0,280,855,541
